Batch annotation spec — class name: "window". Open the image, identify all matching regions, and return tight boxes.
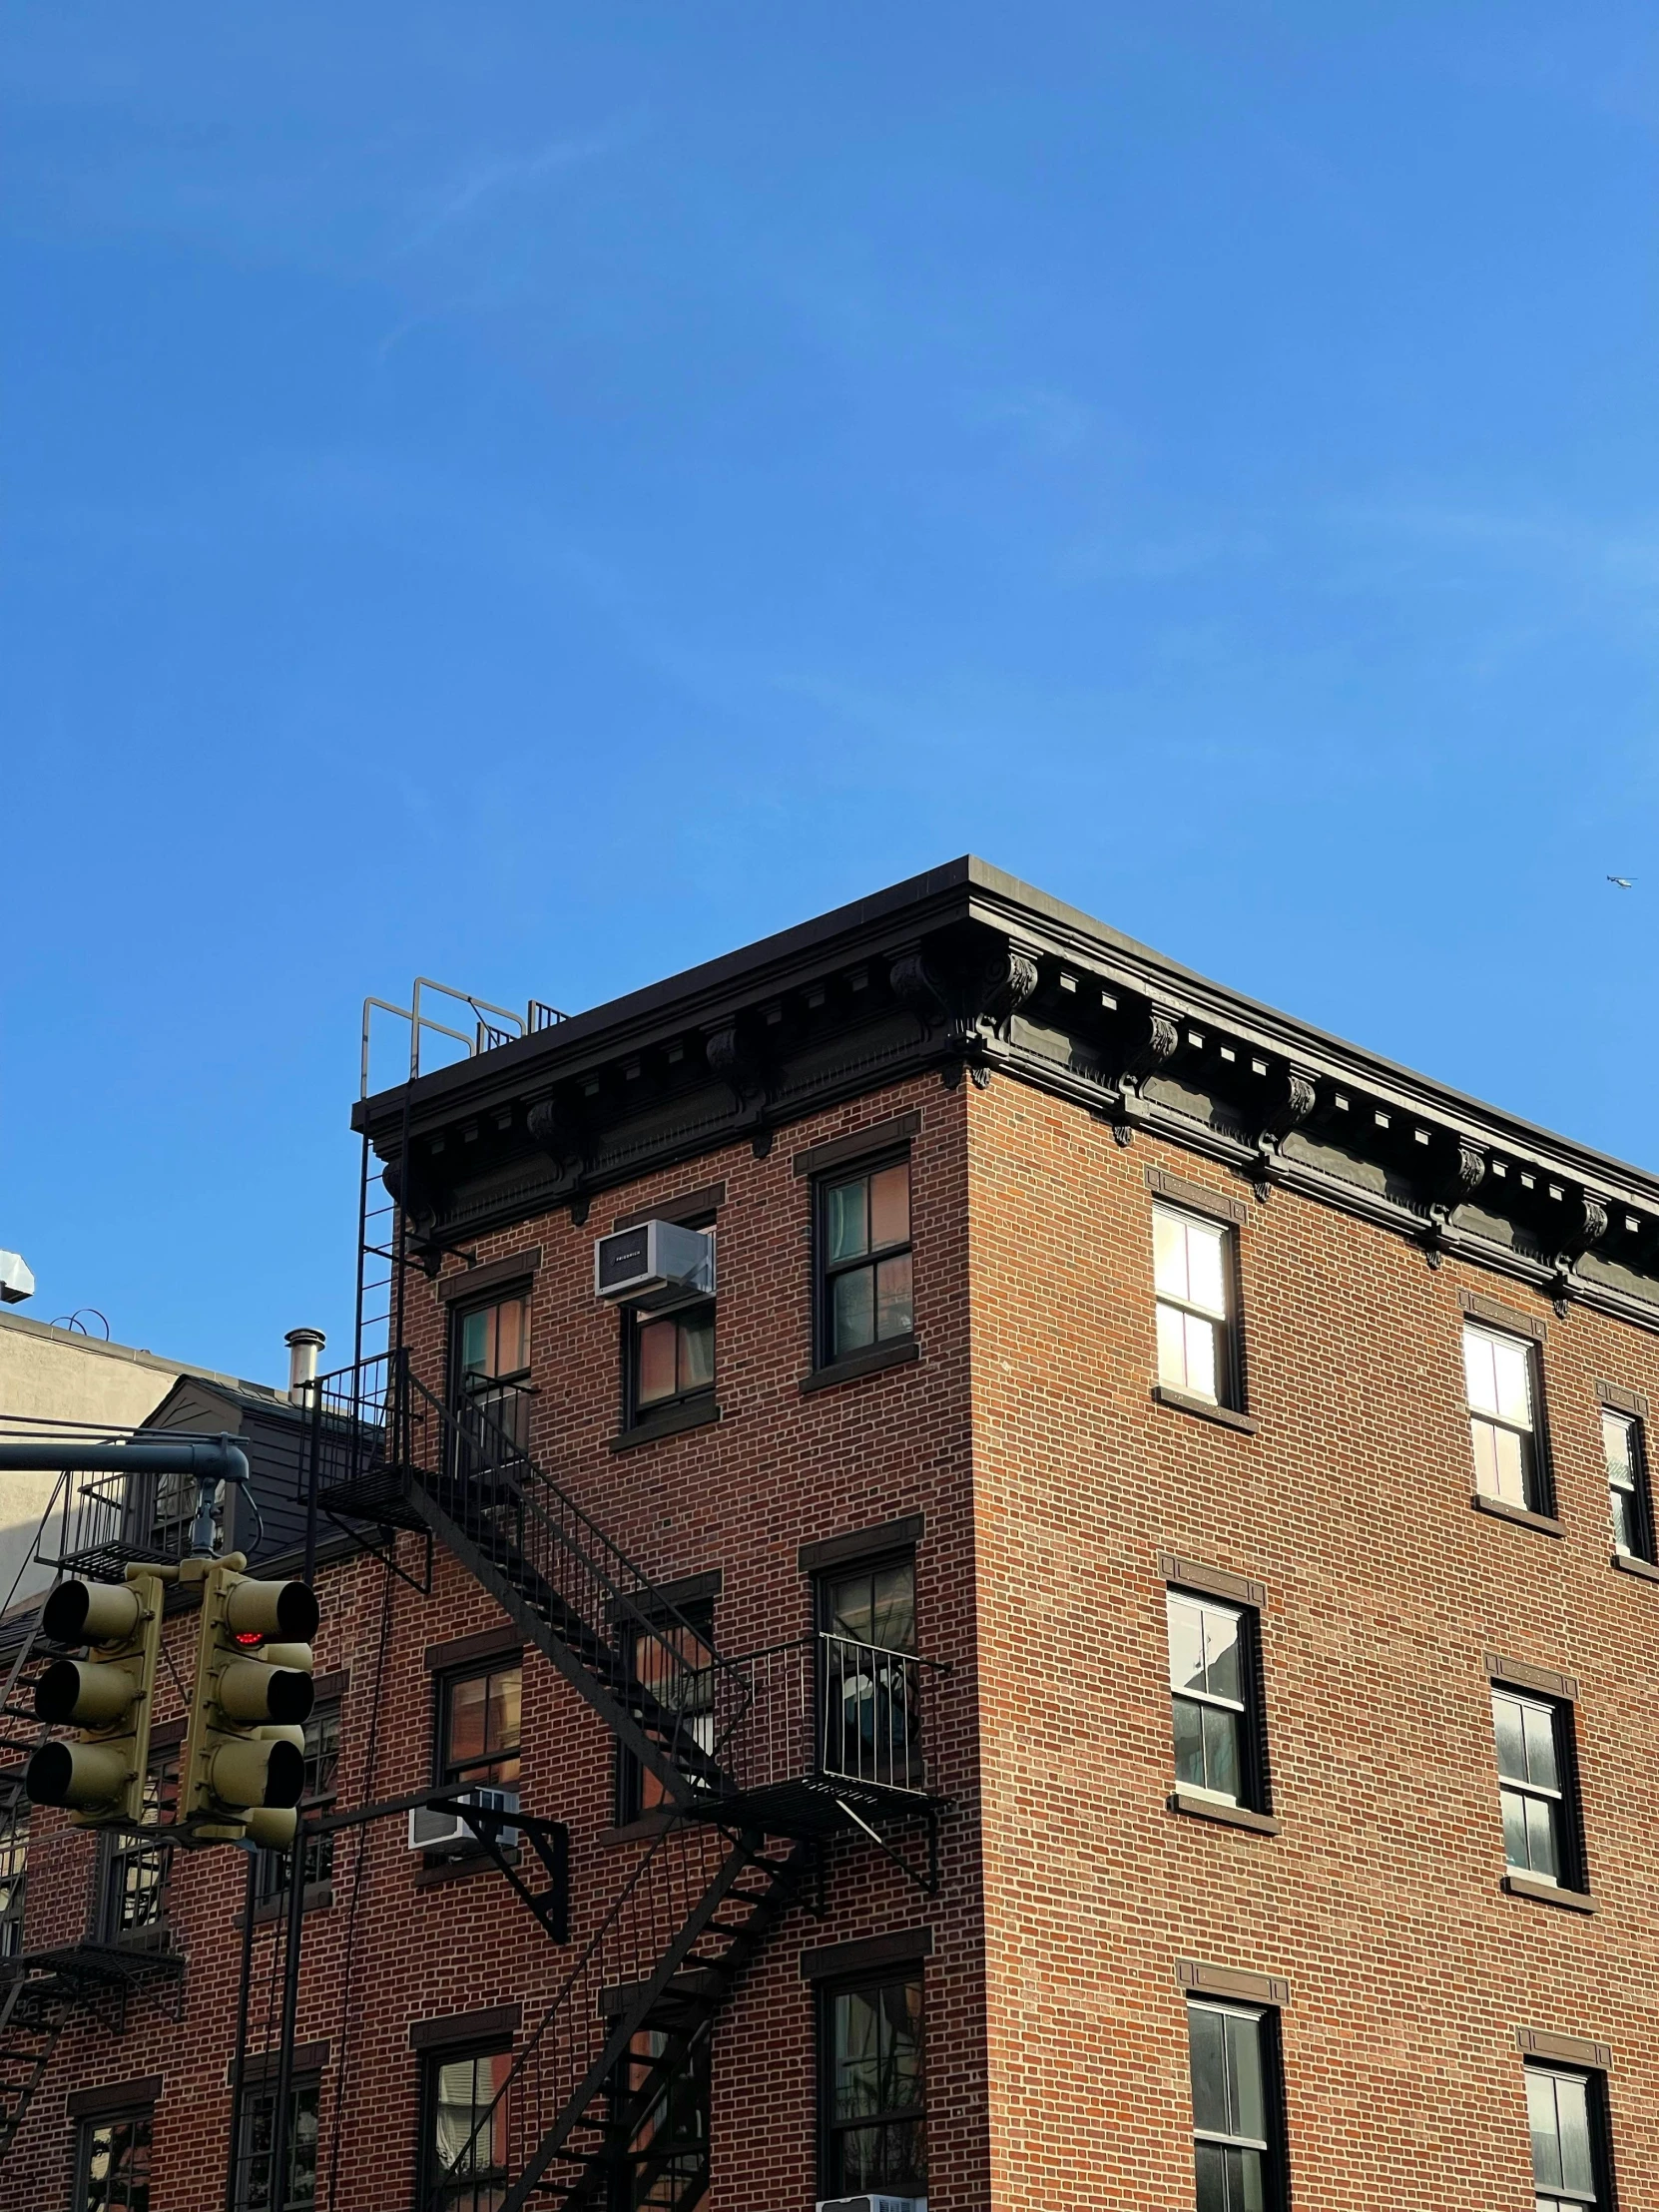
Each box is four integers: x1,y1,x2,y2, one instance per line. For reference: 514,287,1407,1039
255,1704,340,1903
0,1781,25,1959
1154,1206,1234,1405
1167,1592,1265,1811
1494,1691,1580,1890
1464,1324,1545,1511
1188,2001,1282,2212
454,1292,532,1466
819,1157,913,1364
617,1603,716,1823
1602,1408,1652,1560
820,1557,923,1791
1527,2066,1611,2212
235,2079,319,2211
438,1664,521,1794
609,2022,710,2210
820,1972,925,2199
99,1752,177,1941
75,2109,153,2212
420,2045,511,2212
628,1304,715,1425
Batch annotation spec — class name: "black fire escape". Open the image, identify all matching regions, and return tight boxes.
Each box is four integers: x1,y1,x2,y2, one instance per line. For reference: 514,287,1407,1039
306,1024,948,2212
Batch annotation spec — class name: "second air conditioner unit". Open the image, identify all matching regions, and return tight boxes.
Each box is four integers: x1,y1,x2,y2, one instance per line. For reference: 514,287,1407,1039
407,1786,519,1855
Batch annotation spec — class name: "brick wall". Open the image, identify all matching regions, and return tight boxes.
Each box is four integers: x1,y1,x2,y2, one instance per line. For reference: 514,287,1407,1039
967,1076,1658,2208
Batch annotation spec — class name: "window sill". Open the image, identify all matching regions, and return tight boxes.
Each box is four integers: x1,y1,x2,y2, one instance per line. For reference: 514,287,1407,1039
1503,1873,1595,1915
1470,1493,1564,1538
1168,1787,1281,1836
235,1883,332,1929
1611,1549,1659,1584
412,1849,516,1892
800,1338,920,1395
1152,1385,1258,1436
610,1399,721,1453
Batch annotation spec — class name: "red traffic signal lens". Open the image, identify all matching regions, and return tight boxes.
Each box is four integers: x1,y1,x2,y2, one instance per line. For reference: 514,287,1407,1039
234,1630,265,1647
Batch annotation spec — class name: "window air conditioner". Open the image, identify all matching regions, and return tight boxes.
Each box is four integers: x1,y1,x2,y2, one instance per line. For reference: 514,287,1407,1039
816,2198,926,2212
593,1221,716,1310
407,1786,519,1854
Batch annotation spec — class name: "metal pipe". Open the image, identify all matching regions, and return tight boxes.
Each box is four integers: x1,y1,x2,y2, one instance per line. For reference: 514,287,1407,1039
0,1437,251,1480
269,1816,310,2212
224,1851,260,2212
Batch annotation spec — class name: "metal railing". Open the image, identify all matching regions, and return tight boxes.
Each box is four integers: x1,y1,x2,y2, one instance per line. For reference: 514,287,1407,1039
306,1356,751,1796
35,1465,214,1581
424,1822,772,2212
709,1633,944,1806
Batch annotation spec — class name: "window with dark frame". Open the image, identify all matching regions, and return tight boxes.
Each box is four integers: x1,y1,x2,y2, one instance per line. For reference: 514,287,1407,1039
1166,1591,1266,1813
437,1663,522,1796
1464,1323,1546,1512
628,1304,715,1426
819,1970,926,2200
98,1751,177,1942
454,1290,533,1465
74,2106,153,2212
616,1601,716,1824
607,2020,711,2210
1187,1999,1283,2212
817,1156,913,1367
255,1704,341,1904
1493,1690,1583,1892
1154,1205,1236,1407
419,2043,512,2212
1601,1407,1653,1561
235,2077,319,2211
1526,2064,1611,2212
0,1780,25,1959
818,1556,922,1793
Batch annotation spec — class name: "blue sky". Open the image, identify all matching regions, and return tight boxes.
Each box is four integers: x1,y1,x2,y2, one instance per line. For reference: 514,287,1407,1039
4,5,1658,1384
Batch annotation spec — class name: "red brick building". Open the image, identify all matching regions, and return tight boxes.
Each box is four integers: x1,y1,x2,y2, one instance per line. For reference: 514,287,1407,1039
4,855,1657,2211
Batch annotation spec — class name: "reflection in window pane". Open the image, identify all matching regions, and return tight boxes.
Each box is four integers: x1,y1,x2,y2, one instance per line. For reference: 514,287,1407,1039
875,1253,912,1340
833,1269,875,1355
868,1163,909,1250
827,1179,868,1264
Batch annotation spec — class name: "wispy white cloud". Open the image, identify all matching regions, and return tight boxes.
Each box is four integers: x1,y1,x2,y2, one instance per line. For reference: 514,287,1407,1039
392,113,648,257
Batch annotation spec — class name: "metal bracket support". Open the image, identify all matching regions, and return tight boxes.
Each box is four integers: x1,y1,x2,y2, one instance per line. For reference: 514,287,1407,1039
831,1798,942,1899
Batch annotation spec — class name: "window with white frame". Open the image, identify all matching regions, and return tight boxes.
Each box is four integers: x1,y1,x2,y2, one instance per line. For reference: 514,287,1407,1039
1493,1690,1577,1889
1166,1591,1259,1809
1154,1206,1234,1405
1463,1324,1544,1511
1601,1407,1651,1560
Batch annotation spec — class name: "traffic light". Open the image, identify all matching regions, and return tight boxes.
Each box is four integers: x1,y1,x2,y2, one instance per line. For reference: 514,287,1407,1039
181,1562,318,1840
26,1570,166,1826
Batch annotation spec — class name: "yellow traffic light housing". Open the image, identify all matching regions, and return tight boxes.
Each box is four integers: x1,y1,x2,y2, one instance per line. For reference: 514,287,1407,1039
26,1570,166,1826
181,1558,317,1839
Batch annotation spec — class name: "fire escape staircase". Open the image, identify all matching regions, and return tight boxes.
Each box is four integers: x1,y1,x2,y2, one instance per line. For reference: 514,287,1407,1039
312,1358,928,2210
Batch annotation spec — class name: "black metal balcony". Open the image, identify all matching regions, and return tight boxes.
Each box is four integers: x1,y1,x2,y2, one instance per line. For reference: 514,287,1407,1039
695,1631,948,1836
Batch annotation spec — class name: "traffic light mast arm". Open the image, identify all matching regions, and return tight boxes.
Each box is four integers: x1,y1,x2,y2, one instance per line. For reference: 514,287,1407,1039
0,1432,252,1558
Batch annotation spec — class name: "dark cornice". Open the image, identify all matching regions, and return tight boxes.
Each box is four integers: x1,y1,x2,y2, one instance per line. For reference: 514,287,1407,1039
351,856,1659,1329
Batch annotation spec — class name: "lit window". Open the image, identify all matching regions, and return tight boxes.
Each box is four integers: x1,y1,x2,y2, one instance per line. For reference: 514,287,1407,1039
1166,1593,1260,1808
631,1306,715,1420
1188,2001,1281,2210
618,1602,716,1821
820,1159,913,1363
455,1293,532,1465
1464,1325,1543,1511
1154,1207,1233,1405
1527,2065,1606,2212
439,1664,521,1793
